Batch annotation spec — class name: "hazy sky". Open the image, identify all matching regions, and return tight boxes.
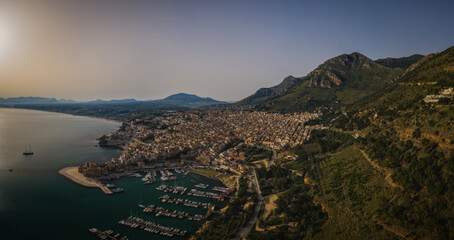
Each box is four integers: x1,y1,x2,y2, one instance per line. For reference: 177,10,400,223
0,0,453,101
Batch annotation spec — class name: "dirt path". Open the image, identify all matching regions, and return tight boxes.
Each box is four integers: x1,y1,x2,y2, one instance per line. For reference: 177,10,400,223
359,150,403,190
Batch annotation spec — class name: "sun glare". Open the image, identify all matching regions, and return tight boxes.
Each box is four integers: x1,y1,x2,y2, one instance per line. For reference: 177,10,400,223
0,11,15,66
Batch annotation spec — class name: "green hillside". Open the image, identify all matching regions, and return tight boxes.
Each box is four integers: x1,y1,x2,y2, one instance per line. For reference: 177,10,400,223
236,75,302,105
330,46,454,239
375,54,424,69
249,47,453,240
259,52,403,112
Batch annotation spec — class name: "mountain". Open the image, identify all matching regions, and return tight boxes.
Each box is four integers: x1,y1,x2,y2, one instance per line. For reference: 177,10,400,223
154,93,226,107
250,47,453,240
162,93,218,102
326,46,454,239
259,52,403,112
236,75,302,105
375,54,424,69
0,97,75,105
86,99,137,104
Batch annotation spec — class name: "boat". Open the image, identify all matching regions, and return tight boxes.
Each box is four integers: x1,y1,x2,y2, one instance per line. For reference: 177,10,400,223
112,188,124,193
88,228,99,234
22,143,34,155
194,183,209,189
106,184,116,188
130,173,142,178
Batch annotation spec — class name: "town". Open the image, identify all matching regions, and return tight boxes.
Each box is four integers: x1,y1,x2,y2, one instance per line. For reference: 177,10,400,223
78,109,323,178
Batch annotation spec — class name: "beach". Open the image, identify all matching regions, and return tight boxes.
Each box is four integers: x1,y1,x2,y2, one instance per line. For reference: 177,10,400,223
58,166,101,188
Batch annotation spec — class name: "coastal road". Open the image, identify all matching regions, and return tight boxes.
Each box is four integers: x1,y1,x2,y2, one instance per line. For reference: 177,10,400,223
232,168,263,240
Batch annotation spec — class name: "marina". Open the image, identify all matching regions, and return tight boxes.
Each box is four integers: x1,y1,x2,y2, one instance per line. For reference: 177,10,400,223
119,216,187,237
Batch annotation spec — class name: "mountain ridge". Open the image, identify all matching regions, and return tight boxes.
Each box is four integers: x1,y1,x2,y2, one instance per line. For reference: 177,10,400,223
259,52,409,112
236,75,302,105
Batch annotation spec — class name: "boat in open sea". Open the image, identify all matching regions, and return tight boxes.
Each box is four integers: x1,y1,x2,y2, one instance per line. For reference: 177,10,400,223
22,143,34,155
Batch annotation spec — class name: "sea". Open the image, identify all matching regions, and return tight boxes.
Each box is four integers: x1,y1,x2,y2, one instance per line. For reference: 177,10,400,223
0,108,225,240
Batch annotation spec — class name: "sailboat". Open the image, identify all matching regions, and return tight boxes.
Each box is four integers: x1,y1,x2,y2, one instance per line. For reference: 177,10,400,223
23,143,34,155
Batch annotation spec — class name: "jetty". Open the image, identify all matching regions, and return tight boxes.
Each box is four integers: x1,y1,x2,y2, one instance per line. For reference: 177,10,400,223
89,228,128,240
155,184,225,200
194,183,209,189
138,204,203,221
159,194,213,209
212,186,231,193
119,216,187,237
100,185,113,195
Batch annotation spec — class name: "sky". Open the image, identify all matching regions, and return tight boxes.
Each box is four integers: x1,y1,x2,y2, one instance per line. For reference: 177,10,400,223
0,0,453,101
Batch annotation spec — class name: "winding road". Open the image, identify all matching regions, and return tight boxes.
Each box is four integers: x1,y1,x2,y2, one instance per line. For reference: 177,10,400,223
232,168,263,240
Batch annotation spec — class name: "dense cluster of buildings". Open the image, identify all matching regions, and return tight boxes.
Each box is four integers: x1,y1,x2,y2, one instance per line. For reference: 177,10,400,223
79,110,322,177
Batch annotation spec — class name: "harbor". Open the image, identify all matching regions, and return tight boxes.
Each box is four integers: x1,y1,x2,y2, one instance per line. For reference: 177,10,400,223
59,165,231,239
86,169,229,239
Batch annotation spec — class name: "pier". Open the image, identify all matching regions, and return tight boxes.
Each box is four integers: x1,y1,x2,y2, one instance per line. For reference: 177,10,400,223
138,204,204,221
119,216,187,237
159,194,213,209
156,184,226,200
100,185,113,195
89,228,128,240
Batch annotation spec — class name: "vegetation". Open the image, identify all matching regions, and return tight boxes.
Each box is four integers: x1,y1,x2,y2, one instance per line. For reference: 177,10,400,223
374,54,424,69
329,46,454,239
255,165,293,195
236,75,302,105
249,185,327,240
243,146,273,162
194,176,257,240
260,52,403,112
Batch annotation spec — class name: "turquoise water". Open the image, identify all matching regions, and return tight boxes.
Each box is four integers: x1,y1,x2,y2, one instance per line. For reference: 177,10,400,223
0,108,225,239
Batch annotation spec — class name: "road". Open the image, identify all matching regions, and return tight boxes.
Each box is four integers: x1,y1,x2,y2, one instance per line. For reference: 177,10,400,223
232,168,263,240
269,149,276,167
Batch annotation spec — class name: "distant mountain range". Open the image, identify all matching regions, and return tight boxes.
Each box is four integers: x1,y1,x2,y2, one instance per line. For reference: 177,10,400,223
0,93,226,108
154,93,224,107
0,97,75,105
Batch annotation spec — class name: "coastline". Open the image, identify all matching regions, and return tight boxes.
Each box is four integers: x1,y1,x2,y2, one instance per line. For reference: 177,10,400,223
0,107,123,125
58,166,101,188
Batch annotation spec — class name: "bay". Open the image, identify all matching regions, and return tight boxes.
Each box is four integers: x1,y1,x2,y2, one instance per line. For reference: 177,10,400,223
0,108,224,239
